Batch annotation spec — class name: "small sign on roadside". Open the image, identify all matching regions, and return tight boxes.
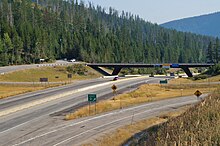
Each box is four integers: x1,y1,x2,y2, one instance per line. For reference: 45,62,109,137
160,79,168,84
88,94,97,102
67,74,72,78
112,84,117,92
39,78,48,82
194,90,202,97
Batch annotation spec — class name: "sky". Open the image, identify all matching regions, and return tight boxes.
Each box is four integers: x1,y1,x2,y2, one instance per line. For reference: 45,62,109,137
85,0,220,24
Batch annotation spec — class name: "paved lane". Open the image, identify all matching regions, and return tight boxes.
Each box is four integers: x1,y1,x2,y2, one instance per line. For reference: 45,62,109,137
1,94,205,146
0,77,163,133
0,60,76,74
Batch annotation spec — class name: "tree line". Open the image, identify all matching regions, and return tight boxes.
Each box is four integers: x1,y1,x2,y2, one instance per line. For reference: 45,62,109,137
0,0,216,66
207,38,220,64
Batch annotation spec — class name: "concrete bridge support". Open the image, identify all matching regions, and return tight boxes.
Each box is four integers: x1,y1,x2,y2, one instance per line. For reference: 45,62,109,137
181,66,193,77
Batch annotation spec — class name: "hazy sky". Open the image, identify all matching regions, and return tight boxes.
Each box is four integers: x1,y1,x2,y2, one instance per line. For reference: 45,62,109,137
85,0,220,24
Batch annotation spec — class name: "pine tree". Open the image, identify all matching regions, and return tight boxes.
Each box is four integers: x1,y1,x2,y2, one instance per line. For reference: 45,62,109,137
214,37,219,63
207,42,214,63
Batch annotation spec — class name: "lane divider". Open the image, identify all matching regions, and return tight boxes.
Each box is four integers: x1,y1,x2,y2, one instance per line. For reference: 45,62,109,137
12,99,197,146
0,76,147,117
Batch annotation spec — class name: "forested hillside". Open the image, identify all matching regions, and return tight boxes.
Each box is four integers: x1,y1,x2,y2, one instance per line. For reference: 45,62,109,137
161,12,220,38
0,0,215,66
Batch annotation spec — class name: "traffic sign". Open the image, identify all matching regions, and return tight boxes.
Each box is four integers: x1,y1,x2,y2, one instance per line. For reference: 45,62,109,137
154,64,161,67
39,78,48,82
162,64,171,69
67,74,72,78
112,84,117,91
194,90,202,97
88,94,97,102
160,79,168,84
171,64,179,68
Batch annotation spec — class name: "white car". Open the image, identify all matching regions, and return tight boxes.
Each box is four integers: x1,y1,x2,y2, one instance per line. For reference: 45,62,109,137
69,59,76,62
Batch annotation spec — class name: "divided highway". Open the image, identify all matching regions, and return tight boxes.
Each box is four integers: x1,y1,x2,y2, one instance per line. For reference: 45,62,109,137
0,76,199,146
0,60,76,74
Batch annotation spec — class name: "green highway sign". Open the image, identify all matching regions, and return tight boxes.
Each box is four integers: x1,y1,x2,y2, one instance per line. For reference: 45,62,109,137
160,79,168,84
88,94,97,102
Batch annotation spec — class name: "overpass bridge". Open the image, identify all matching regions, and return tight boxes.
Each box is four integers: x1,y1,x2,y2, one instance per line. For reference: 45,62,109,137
86,63,215,77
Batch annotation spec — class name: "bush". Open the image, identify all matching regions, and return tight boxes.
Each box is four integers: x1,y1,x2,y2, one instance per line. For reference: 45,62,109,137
66,64,88,75
193,74,208,80
205,64,220,75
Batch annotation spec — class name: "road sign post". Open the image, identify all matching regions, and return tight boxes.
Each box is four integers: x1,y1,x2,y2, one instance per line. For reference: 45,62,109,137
181,89,183,96
160,79,168,84
88,94,97,115
112,84,117,101
67,74,72,83
39,78,48,87
194,90,202,99
111,84,122,109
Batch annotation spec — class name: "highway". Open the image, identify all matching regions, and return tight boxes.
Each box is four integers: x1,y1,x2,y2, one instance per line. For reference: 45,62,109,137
0,60,77,74
0,76,199,146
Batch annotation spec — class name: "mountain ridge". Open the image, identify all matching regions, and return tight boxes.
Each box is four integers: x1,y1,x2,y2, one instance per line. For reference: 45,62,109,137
161,12,220,38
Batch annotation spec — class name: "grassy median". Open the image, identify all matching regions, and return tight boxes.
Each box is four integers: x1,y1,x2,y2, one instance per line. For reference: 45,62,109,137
0,65,101,99
0,65,101,82
65,82,219,120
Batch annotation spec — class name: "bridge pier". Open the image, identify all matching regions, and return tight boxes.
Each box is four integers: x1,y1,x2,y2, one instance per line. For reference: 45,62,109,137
181,66,193,77
112,67,122,75
89,66,122,76
90,66,111,76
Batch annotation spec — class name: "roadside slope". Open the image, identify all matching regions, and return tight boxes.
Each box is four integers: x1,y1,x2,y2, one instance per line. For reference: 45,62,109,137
138,92,220,146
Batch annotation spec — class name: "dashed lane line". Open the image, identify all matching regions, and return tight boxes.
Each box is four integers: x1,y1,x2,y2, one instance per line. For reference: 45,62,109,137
0,76,147,117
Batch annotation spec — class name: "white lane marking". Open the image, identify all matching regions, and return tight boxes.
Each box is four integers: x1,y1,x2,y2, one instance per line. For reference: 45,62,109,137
0,118,38,134
0,76,147,117
10,102,155,146
0,100,89,134
0,77,156,134
53,100,197,146
12,99,197,146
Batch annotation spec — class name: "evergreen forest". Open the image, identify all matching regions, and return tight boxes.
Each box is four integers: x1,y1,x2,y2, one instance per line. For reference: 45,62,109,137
0,0,217,66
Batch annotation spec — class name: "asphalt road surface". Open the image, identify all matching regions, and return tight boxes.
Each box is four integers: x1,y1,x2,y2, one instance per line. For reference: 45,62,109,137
0,60,77,74
0,76,200,146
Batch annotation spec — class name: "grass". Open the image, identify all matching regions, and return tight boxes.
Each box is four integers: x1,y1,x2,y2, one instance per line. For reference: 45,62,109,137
0,84,58,99
65,83,219,120
0,65,101,82
140,91,220,146
0,65,101,99
82,107,189,146
170,74,220,84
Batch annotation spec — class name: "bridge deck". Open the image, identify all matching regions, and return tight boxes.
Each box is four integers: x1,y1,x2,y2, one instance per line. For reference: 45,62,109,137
86,63,215,77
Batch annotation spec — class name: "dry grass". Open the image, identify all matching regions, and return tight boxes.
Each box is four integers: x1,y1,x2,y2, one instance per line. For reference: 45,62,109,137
82,107,189,146
65,84,218,120
0,66,101,82
170,74,220,84
0,65,101,99
142,92,220,146
0,84,58,99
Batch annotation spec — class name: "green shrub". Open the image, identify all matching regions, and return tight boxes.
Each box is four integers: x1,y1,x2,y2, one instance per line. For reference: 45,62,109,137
66,64,88,75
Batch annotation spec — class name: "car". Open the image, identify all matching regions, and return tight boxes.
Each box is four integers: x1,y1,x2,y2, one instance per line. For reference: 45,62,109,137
68,59,76,62
113,77,119,81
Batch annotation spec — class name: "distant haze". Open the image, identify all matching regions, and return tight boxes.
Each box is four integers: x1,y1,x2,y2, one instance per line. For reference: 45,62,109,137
86,0,220,24
161,12,220,38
